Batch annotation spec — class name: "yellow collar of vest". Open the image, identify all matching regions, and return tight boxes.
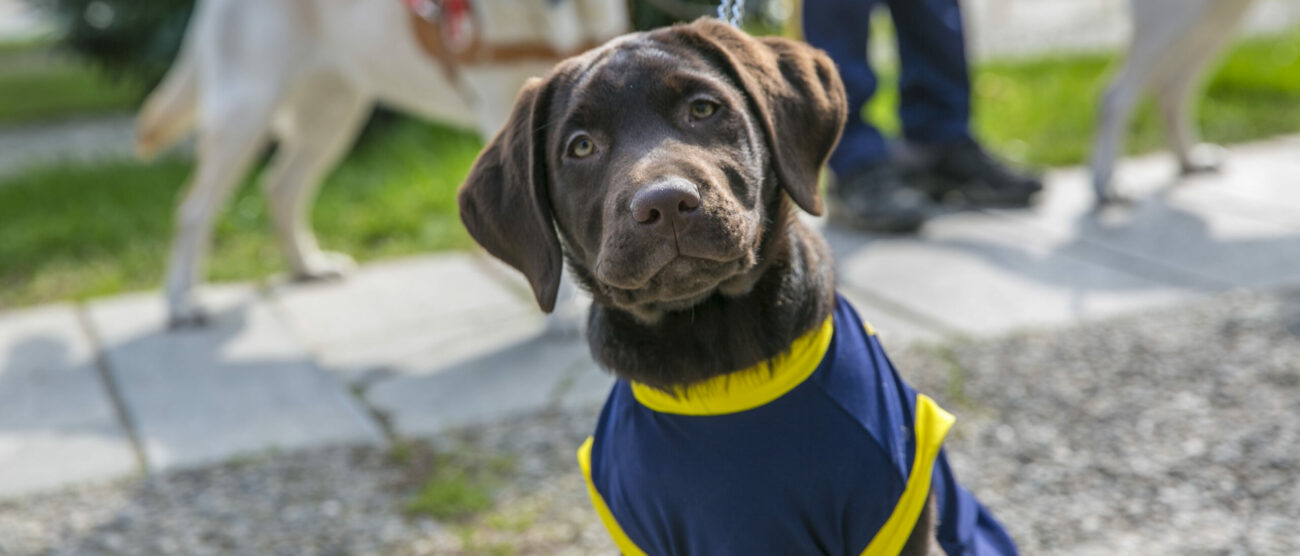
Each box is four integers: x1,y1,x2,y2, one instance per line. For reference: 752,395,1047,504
630,315,835,416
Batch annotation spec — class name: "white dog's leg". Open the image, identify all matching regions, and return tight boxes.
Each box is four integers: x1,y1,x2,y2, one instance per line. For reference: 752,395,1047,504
165,99,275,327
263,74,370,281
1155,67,1223,177
1091,66,1149,205
1091,0,1190,205
1154,0,1253,176
163,0,317,327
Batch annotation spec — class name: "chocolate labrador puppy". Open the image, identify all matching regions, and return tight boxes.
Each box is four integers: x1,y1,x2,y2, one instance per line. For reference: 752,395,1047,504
458,19,1017,556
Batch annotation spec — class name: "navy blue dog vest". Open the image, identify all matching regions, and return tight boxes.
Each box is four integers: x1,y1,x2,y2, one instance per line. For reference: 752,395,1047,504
578,296,1018,555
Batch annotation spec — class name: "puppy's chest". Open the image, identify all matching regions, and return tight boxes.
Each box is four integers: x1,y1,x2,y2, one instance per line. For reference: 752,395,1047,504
581,300,932,554
603,381,909,529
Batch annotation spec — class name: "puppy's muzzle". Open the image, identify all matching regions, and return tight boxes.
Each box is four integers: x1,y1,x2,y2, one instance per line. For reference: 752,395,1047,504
630,178,701,239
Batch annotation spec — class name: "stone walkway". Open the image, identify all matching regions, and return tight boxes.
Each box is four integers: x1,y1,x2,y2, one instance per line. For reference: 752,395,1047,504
2,134,1299,499
0,114,138,180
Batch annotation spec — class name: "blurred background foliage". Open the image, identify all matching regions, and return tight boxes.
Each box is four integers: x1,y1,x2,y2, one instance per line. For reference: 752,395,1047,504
25,0,765,88
0,38,137,124
25,0,194,89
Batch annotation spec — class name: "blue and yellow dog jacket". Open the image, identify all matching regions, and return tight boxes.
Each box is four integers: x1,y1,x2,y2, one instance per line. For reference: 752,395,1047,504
578,296,1018,555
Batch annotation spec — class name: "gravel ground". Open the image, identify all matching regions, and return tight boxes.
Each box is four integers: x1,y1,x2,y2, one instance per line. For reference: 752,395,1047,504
896,287,1300,556
1,288,1296,555
0,407,612,556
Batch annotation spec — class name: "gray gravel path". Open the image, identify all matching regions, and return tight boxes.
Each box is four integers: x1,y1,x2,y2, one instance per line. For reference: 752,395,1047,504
896,288,1300,555
1,288,1296,555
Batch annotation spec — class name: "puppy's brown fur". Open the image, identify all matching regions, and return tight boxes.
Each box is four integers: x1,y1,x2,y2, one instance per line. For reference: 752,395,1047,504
459,19,938,554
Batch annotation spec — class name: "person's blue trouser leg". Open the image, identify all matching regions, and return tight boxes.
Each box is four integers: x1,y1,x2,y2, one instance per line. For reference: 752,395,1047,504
802,0,973,180
888,0,972,148
802,0,884,178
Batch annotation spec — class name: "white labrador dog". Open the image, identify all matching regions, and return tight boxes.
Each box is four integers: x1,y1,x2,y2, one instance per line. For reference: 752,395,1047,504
1091,0,1254,204
137,0,626,327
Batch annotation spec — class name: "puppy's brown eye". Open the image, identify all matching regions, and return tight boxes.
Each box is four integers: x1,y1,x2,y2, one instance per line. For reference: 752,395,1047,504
568,135,595,158
689,100,718,120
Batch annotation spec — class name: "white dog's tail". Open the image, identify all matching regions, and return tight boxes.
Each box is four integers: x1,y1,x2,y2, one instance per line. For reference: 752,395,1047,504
135,42,198,160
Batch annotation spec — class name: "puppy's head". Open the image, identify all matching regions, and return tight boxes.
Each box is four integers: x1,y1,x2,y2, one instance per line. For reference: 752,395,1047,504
459,19,846,322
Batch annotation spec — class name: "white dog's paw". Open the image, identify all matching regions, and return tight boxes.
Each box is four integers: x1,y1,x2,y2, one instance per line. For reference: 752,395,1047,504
293,251,357,282
1180,143,1225,176
1091,173,1116,208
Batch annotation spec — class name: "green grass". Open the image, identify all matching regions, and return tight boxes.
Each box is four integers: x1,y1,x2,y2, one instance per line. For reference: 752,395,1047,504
865,27,1300,167
0,45,141,125
405,451,516,521
408,465,497,520
0,36,54,55
1,29,1299,309
0,119,479,307
388,440,526,553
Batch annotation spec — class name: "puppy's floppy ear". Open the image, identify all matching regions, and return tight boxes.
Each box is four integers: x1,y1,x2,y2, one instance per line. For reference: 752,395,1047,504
674,19,847,216
458,77,563,312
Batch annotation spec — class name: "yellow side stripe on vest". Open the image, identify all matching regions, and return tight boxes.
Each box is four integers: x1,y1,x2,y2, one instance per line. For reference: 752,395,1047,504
577,397,954,556
578,437,649,556
861,394,955,556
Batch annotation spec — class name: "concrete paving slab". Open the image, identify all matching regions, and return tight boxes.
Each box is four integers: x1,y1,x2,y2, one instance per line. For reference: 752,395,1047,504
366,334,592,436
820,210,1201,337
271,254,536,381
994,144,1300,290
553,354,614,413
0,115,138,181
0,305,138,499
475,251,596,337
378,311,548,377
85,288,382,471
316,306,546,386
1194,136,1300,228
470,249,539,300
836,285,951,348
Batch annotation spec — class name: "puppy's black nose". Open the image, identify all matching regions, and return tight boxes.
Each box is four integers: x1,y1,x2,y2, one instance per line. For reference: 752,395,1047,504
630,179,701,236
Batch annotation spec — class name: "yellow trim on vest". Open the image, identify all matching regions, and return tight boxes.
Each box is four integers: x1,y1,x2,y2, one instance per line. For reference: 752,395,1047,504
863,320,877,336
629,315,835,416
578,437,649,556
577,397,955,555
860,394,955,556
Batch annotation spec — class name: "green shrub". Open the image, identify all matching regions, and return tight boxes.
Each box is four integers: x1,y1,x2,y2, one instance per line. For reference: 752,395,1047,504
26,0,194,88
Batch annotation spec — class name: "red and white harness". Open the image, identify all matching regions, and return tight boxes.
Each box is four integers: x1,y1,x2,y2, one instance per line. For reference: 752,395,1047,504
405,0,477,56
402,0,606,82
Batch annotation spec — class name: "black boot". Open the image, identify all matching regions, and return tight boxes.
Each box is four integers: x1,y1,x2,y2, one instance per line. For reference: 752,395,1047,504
828,160,935,234
903,140,1042,208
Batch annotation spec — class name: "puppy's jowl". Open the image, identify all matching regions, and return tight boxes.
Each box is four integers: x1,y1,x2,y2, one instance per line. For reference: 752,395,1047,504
459,19,1017,556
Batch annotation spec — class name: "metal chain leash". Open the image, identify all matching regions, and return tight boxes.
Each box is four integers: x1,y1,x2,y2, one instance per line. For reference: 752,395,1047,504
716,0,744,28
